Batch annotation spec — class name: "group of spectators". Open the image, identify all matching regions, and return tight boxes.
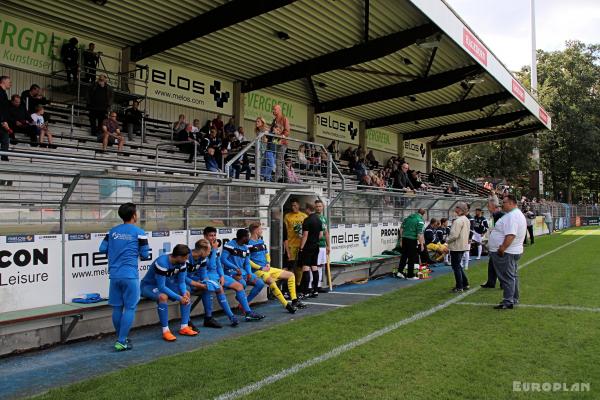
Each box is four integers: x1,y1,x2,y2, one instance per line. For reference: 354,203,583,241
60,37,102,84
0,76,56,162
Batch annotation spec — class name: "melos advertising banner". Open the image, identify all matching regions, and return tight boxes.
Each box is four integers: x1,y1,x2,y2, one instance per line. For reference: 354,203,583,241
64,230,187,302
134,58,233,115
366,128,398,154
403,139,427,160
329,224,372,261
370,222,400,255
244,91,308,132
0,14,121,76
315,112,360,145
0,234,62,313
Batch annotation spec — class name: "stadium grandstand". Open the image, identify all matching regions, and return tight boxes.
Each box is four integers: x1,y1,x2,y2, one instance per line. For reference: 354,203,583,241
0,1,599,399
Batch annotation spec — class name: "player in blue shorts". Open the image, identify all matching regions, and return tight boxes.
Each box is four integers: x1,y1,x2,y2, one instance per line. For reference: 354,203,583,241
140,244,199,341
204,227,263,321
99,202,150,352
221,229,267,319
187,238,239,327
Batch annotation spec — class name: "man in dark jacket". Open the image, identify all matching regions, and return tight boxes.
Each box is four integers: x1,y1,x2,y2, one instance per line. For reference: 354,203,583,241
20,84,49,116
0,75,12,161
82,43,100,84
61,37,79,83
9,95,38,144
87,74,113,136
393,162,416,192
124,100,143,140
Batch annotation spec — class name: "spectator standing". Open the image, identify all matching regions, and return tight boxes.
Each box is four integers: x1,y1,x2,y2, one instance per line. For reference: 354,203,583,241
481,196,505,288
472,208,489,260
447,202,471,292
0,76,11,161
87,74,113,136
524,207,536,245
488,194,527,309
61,37,79,83
397,208,426,280
327,140,339,162
124,100,143,141
393,162,416,192
20,84,49,116
270,104,290,182
99,111,125,152
256,117,273,181
83,43,100,84
543,209,553,234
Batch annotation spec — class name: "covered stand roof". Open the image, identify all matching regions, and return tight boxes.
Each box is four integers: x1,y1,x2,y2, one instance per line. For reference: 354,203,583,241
5,0,551,148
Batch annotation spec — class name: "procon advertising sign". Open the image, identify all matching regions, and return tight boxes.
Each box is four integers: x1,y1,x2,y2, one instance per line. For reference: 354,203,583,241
135,58,233,114
315,112,360,145
244,91,308,132
366,128,398,153
371,222,400,255
0,14,121,75
0,234,62,313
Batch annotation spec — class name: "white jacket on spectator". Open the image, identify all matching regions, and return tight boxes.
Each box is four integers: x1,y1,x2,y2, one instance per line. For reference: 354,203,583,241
447,215,470,251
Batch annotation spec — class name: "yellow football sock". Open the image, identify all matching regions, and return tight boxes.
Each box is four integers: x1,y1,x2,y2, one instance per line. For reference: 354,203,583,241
270,282,287,306
288,274,297,301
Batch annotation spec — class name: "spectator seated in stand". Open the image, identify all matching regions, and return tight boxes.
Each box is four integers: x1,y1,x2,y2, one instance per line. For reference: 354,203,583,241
172,114,186,137
451,179,460,195
30,105,55,148
176,123,198,163
20,84,49,116
234,126,248,145
223,145,251,180
212,114,224,137
204,146,221,173
366,150,379,169
444,185,454,195
341,146,354,162
410,170,428,191
285,158,301,184
201,127,222,157
224,117,236,137
8,95,37,145
355,158,371,186
99,111,124,152
124,100,143,141
429,170,442,187
297,144,309,170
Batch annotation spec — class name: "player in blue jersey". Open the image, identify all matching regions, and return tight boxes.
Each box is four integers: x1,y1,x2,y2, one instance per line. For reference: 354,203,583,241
247,222,306,313
187,238,239,327
99,202,150,352
221,229,267,320
140,244,199,341
204,227,264,321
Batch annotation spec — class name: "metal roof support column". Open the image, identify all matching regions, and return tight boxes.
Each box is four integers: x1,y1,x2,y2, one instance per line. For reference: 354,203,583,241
233,81,243,128
359,120,367,153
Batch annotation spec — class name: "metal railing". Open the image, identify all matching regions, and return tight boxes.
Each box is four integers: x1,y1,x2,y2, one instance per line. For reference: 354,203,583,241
154,140,201,174
224,132,346,189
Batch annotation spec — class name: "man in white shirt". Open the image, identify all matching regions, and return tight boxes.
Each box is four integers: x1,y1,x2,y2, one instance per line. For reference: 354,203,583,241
488,194,527,309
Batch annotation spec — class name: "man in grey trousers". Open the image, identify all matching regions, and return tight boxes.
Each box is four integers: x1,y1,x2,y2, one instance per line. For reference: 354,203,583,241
488,194,527,309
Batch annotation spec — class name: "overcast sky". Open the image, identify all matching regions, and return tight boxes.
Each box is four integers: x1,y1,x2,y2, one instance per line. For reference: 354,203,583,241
445,0,600,71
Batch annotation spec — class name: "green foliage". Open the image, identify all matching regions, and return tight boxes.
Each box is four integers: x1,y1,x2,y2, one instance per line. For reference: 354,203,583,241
434,41,600,202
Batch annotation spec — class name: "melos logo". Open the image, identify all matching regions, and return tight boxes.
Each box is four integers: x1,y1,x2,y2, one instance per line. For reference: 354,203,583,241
317,114,358,141
360,230,370,247
348,121,358,141
210,80,230,108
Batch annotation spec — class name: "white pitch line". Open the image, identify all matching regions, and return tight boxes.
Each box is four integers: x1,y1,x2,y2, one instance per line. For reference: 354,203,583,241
457,302,600,313
213,231,592,400
329,291,382,297
301,301,348,308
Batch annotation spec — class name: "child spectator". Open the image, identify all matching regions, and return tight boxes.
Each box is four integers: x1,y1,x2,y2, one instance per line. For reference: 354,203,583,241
30,105,55,148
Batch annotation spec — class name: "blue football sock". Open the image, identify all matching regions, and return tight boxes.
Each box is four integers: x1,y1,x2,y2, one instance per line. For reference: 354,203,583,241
180,302,191,326
118,308,136,344
111,306,123,335
202,291,213,318
216,292,234,319
157,302,169,328
247,279,265,303
236,290,252,313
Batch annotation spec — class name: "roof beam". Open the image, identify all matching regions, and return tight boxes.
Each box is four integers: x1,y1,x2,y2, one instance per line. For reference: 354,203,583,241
316,64,481,113
130,0,297,62
403,109,531,140
366,92,511,128
242,23,440,92
431,125,543,149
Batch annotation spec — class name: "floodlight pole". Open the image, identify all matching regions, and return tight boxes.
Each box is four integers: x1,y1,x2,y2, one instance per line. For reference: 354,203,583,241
530,0,538,97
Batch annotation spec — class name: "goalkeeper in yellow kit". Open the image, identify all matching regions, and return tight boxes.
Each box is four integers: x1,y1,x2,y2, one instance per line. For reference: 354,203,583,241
247,222,306,312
